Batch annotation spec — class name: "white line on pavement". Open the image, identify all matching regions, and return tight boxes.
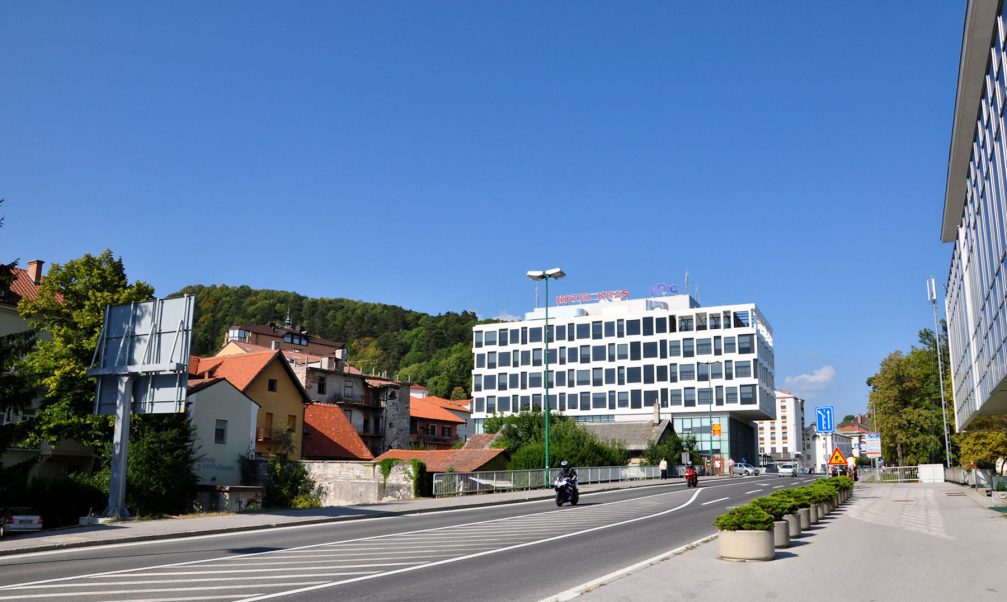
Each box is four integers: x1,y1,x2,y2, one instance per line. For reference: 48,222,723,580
772,485,784,489
745,490,761,494
701,497,729,506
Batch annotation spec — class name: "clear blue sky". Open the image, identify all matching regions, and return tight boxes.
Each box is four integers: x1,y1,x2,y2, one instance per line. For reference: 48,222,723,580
1,2,965,421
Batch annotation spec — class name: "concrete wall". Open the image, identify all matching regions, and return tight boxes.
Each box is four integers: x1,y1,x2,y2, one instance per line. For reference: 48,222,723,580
303,460,416,506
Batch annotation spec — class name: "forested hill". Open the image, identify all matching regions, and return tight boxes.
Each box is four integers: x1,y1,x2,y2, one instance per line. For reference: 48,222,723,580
171,284,482,398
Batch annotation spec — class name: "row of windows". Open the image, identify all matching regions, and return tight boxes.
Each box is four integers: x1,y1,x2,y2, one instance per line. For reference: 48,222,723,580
472,384,758,414
473,335,756,368
474,312,754,348
472,360,759,392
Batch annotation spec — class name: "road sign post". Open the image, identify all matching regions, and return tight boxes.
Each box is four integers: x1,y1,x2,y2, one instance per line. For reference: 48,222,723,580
816,406,835,433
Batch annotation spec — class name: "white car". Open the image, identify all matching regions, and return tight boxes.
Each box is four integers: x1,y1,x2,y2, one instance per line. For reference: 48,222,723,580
777,463,798,477
734,462,760,476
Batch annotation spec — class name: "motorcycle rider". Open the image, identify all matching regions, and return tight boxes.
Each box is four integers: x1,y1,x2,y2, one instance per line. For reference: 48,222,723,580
558,460,578,482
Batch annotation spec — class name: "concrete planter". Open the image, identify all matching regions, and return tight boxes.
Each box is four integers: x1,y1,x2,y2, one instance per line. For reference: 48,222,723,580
809,503,820,524
784,513,800,538
773,520,790,548
993,491,1007,507
718,529,775,561
798,507,811,529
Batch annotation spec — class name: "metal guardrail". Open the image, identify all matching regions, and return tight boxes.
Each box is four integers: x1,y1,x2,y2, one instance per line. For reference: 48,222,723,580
945,467,995,488
432,465,663,497
858,466,919,483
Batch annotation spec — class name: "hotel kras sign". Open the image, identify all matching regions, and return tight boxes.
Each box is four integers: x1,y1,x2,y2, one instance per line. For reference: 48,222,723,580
650,283,680,296
556,289,629,305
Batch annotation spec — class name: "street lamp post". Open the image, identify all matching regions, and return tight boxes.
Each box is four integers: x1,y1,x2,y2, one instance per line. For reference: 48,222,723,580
927,277,952,468
528,268,565,485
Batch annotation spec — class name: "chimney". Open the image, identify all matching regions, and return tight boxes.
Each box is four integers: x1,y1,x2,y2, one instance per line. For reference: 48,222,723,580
27,260,44,285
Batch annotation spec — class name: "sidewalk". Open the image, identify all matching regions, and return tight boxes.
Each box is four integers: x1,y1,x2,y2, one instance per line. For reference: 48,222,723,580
0,477,677,556
571,481,1007,602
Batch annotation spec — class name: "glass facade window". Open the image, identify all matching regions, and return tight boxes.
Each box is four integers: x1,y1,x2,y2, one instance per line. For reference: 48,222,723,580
577,323,590,339
740,384,756,404
529,327,542,343
684,387,696,407
670,389,682,406
738,334,754,354
669,363,678,382
643,341,658,358
487,352,497,369
485,330,497,345
593,345,606,361
669,340,681,356
696,338,712,355
679,363,695,380
618,344,629,360
528,372,541,388
735,360,752,378
604,321,615,337
592,321,603,339
627,366,642,383
724,336,736,353
643,317,654,336
683,338,695,357
474,331,483,348
656,317,667,333
627,320,641,336
499,329,509,346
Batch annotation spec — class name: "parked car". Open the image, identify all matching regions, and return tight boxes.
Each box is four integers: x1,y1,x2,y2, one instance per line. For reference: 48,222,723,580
0,507,43,537
734,462,760,476
777,462,798,477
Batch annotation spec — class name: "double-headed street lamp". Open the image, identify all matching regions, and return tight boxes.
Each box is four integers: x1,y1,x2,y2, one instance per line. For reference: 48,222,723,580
528,267,565,485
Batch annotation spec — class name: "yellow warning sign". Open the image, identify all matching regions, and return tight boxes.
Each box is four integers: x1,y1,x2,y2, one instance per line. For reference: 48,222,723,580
828,448,848,466
712,424,722,437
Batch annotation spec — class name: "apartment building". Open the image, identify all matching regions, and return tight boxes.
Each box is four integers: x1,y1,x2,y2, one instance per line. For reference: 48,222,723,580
755,390,806,463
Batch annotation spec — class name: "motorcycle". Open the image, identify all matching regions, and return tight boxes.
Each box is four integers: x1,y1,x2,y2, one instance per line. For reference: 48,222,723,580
554,476,580,506
684,467,698,488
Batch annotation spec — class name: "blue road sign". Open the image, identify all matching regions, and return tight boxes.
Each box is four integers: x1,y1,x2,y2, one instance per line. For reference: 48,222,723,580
816,406,835,433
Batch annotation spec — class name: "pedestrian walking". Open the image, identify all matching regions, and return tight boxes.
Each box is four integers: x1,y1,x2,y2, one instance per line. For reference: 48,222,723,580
728,457,735,477
659,457,668,480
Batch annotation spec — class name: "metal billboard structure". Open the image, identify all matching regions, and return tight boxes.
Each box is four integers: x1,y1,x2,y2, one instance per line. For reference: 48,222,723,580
88,295,194,518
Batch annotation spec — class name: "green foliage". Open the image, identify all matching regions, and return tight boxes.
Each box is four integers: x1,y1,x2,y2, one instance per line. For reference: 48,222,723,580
954,415,1007,468
774,488,813,508
867,327,954,466
681,434,699,461
17,250,153,449
410,460,432,497
641,434,685,466
806,483,837,503
171,284,480,397
499,414,628,470
264,430,322,508
713,504,774,531
750,495,798,520
377,458,400,486
124,414,200,516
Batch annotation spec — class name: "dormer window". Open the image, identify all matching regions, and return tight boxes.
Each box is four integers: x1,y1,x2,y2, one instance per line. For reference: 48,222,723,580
283,332,307,346
227,328,249,342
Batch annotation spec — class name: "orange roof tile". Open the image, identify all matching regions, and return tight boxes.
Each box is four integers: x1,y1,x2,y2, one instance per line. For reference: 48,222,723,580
2,266,42,306
372,448,506,473
190,351,310,402
415,395,471,414
410,397,465,423
303,403,374,460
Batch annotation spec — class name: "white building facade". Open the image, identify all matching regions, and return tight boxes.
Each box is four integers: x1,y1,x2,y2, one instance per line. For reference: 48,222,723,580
470,294,776,463
755,390,806,463
942,0,1007,430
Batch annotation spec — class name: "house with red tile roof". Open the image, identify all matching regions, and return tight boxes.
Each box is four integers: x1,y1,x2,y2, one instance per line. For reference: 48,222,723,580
0,260,44,336
215,339,411,457
222,322,347,361
190,350,312,459
412,395,473,441
410,397,465,450
373,448,507,473
303,403,374,460
186,377,260,485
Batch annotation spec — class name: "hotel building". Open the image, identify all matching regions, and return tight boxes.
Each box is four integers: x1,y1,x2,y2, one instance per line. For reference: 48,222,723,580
942,0,1007,429
470,293,775,463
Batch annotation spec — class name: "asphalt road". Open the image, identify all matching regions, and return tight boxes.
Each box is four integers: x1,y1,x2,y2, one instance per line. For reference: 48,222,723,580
0,475,820,601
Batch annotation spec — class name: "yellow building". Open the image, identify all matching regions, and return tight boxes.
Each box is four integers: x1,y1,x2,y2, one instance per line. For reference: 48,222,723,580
190,351,311,458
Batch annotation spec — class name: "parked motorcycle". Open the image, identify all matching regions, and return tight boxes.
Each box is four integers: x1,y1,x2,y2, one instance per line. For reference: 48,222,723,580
554,476,580,506
684,466,698,488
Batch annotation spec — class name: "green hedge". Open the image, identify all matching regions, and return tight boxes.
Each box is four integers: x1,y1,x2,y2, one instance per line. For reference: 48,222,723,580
713,504,774,531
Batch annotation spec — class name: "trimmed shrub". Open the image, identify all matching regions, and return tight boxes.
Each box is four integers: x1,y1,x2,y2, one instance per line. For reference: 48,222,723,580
713,504,774,531
752,495,798,520
775,488,813,508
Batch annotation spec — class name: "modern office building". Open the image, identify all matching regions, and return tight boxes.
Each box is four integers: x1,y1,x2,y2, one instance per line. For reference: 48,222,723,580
470,293,776,463
755,390,806,464
942,0,1007,430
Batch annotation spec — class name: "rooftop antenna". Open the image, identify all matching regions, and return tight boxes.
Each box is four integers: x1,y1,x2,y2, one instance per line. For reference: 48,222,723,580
535,284,540,309
284,307,292,329
695,284,701,304
684,268,690,297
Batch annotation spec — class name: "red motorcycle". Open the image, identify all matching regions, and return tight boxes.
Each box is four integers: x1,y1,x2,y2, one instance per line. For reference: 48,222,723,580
684,466,698,488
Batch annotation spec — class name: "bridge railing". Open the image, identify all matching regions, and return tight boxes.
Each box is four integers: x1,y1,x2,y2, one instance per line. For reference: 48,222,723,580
432,465,661,498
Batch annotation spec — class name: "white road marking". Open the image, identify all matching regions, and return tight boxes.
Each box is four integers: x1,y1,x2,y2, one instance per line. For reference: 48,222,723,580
772,485,785,489
236,488,704,601
745,490,761,494
701,497,729,506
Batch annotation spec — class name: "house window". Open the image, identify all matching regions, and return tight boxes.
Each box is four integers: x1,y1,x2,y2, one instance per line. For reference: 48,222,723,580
267,378,278,392
344,381,354,399
318,376,327,395
287,415,296,432
442,426,452,438
214,419,227,444
427,424,437,436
